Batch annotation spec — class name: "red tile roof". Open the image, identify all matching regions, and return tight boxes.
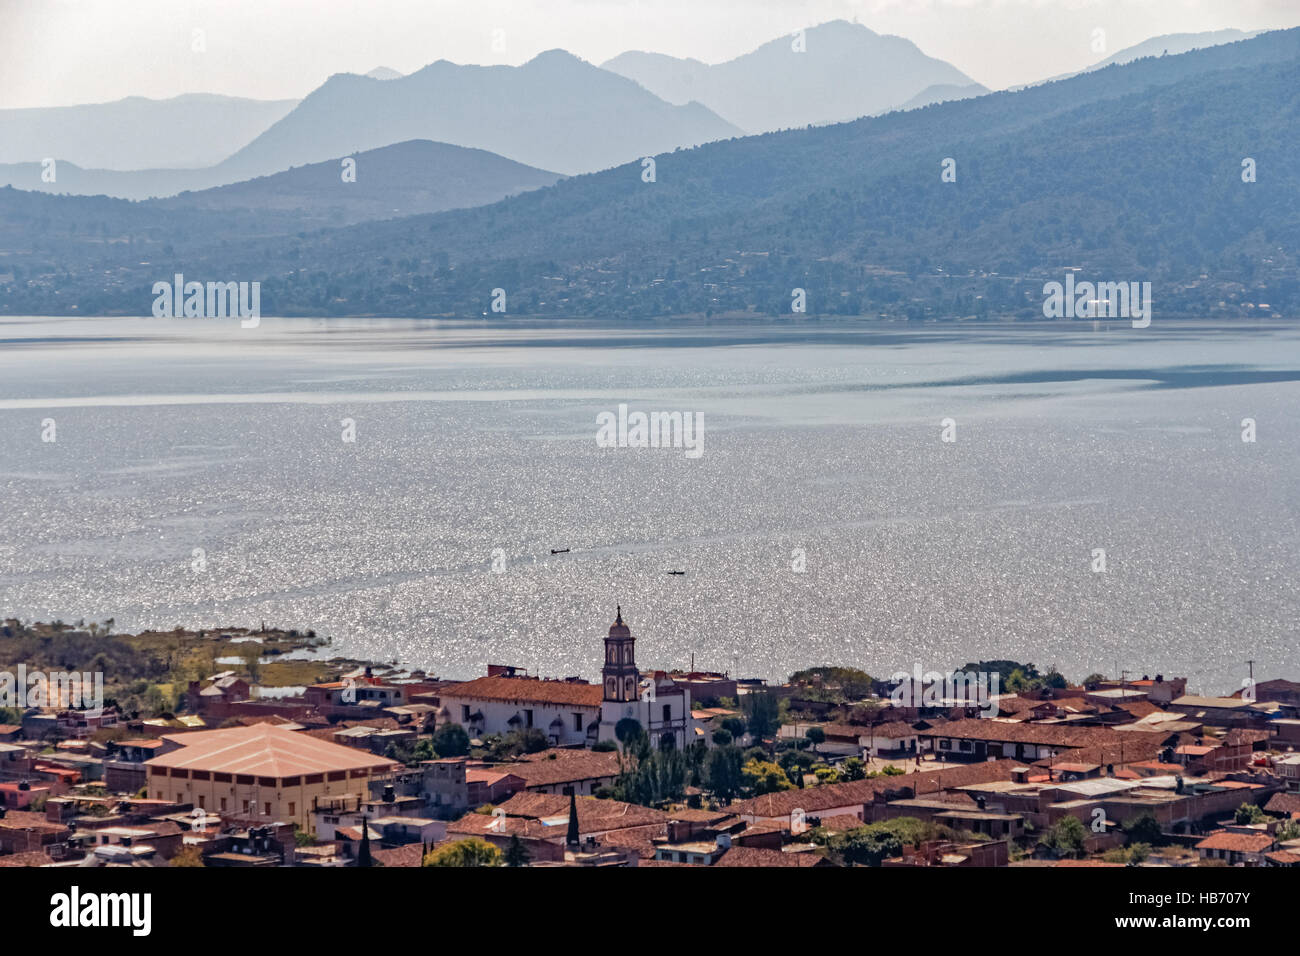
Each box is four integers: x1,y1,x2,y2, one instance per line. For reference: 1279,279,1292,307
372,844,425,867
448,792,666,839
145,724,400,777
492,749,622,788
1264,793,1300,816
1195,830,1274,853
714,846,830,867
442,676,603,709
0,850,51,867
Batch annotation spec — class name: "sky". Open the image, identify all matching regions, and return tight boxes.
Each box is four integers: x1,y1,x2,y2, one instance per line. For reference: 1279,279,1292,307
2,0,1299,109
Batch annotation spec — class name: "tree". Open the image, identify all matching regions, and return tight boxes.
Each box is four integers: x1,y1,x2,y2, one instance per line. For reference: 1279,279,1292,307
711,728,733,747
1121,812,1164,847
504,834,531,867
487,728,549,760
169,845,205,867
432,722,470,757
615,717,644,749
1041,816,1088,858
720,716,747,741
613,745,687,807
1234,802,1266,825
836,827,903,867
788,666,875,700
423,838,503,867
742,758,793,795
742,692,780,742
805,726,825,758
705,745,745,803
840,757,866,781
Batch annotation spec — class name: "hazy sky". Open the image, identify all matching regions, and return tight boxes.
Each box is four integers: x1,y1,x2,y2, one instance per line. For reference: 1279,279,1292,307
2,0,1298,108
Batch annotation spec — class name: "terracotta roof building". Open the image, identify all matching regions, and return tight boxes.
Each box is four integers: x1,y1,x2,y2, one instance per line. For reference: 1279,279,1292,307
144,724,399,833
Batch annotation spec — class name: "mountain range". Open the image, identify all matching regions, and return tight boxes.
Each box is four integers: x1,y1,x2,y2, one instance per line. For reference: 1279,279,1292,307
1,27,1296,321
1025,27,1267,87
602,20,980,133
0,93,298,171
153,140,561,227
0,51,739,199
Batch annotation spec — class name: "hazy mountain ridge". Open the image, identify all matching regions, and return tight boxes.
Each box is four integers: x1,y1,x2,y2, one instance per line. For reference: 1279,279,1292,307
155,139,562,225
2,28,1298,320
891,83,990,113
602,20,979,132
1021,27,1267,88
0,93,299,171
213,50,743,179
0,50,737,199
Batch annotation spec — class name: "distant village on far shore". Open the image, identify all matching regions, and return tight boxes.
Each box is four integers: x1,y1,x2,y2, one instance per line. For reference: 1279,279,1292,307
2,611,1299,869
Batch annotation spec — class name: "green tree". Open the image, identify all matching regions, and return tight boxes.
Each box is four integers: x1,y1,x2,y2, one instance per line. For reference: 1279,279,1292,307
720,716,747,740
840,757,866,781
742,758,793,795
705,745,745,803
1234,802,1266,825
835,827,904,866
432,722,470,757
1041,816,1088,858
1121,812,1164,847
423,838,503,867
504,835,531,867
742,692,780,742
805,726,826,757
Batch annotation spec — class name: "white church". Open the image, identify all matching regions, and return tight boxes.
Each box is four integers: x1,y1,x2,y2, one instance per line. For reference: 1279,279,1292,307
438,608,702,751
596,607,698,751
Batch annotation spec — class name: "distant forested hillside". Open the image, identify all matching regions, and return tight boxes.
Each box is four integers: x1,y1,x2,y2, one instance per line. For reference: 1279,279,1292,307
2,29,1297,319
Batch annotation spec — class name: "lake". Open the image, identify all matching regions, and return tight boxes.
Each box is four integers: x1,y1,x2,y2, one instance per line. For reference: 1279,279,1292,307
1,315,1297,694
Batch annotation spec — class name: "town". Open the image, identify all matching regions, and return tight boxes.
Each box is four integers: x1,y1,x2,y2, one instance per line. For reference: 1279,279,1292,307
1,609,1298,869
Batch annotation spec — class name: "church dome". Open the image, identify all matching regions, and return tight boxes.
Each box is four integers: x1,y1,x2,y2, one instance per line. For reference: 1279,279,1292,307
608,605,632,638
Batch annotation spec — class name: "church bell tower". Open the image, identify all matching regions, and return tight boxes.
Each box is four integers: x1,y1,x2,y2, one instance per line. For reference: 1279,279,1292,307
602,606,639,703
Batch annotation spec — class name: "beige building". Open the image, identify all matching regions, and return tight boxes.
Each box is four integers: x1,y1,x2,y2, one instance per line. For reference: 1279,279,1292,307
144,724,399,833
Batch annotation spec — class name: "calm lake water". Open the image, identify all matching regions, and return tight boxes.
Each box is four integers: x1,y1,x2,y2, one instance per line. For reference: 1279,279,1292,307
1,316,1297,694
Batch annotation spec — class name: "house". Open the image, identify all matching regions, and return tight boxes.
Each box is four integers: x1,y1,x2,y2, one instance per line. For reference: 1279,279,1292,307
1167,696,1259,728
664,671,738,706
1274,753,1300,783
1241,679,1300,708
421,758,469,814
729,760,1020,826
491,748,622,796
883,838,1008,867
0,742,30,776
1195,829,1275,865
1264,792,1300,817
0,809,72,855
917,719,1165,764
103,739,165,793
187,674,250,716
1096,675,1187,705
143,723,400,833
444,790,669,862
713,845,832,867
466,766,527,806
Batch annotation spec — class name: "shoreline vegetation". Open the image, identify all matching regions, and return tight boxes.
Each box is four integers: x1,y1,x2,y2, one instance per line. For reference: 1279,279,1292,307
0,617,367,718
